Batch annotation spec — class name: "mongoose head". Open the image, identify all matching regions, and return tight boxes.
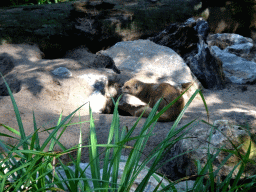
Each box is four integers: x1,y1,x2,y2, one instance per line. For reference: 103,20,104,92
122,79,144,96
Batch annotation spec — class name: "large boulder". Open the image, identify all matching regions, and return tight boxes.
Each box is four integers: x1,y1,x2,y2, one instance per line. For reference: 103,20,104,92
149,18,226,89
100,39,199,89
100,39,201,114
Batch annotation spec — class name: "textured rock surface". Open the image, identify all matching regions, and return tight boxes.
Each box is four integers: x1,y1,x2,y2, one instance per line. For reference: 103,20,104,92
149,18,225,89
101,39,198,87
207,33,256,84
159,120,256,180
207,33,254,57
56,156,195,192
101,39,201,113
0,44,119,116
52,67,72,77
211,45,256,84
64,48,121,74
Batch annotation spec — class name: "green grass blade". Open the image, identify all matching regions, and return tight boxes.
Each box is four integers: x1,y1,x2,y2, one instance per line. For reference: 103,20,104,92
40,102,88,151
32,112,41,146
88,104,101,190
198,90,209,122
0,123,21,136
102,96,122,190
231,142,251,190
0,132,18,140
29,112,40,159
135,90,200,191
48,112,63,152
0,73,28,151
220,162,241,192
74,113,83,191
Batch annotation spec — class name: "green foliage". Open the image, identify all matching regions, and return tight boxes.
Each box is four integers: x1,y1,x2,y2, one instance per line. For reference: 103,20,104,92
0,72,256,191
0,0,75,7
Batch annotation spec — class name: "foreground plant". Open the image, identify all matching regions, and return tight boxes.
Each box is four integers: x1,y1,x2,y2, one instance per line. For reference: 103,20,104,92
2,72,254,191
191,121,256,192
0,71,200,191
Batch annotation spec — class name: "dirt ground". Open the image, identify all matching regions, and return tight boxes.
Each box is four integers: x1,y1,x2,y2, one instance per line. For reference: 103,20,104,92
184,83,256,130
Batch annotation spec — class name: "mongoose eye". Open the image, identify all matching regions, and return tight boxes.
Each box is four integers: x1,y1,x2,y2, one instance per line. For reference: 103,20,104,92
134,83,138,90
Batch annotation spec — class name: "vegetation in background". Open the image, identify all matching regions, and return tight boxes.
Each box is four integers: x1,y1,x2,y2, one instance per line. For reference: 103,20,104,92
0,0,75,7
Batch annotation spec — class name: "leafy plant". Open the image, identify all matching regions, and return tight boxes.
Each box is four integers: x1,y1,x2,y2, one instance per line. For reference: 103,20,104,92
2,71,254,191
0,72,201,191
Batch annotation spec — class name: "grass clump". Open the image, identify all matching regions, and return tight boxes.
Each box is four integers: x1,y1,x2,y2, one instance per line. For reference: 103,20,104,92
0,73,256,191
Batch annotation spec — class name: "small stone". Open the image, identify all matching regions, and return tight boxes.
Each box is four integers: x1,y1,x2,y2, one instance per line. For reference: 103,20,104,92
52,67,72,77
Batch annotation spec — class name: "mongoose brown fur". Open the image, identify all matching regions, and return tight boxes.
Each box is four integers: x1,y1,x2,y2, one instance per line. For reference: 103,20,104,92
122,79,185,122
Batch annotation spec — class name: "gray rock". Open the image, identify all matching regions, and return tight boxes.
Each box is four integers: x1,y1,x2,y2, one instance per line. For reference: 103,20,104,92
52,67,72,77
55,156,196,192
186,17,209,40
159,120,255,180
70,1,131,52
175,180,196,191
101,39,201,115
225,43,253,56
78,73,107,93
101,39,198,88
55,163,93,190
207,33,254,56
78,73,111,113
210,45,256,84
94,53,121,74
64,48,120,73
186,35,225,89
34,24,57,36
